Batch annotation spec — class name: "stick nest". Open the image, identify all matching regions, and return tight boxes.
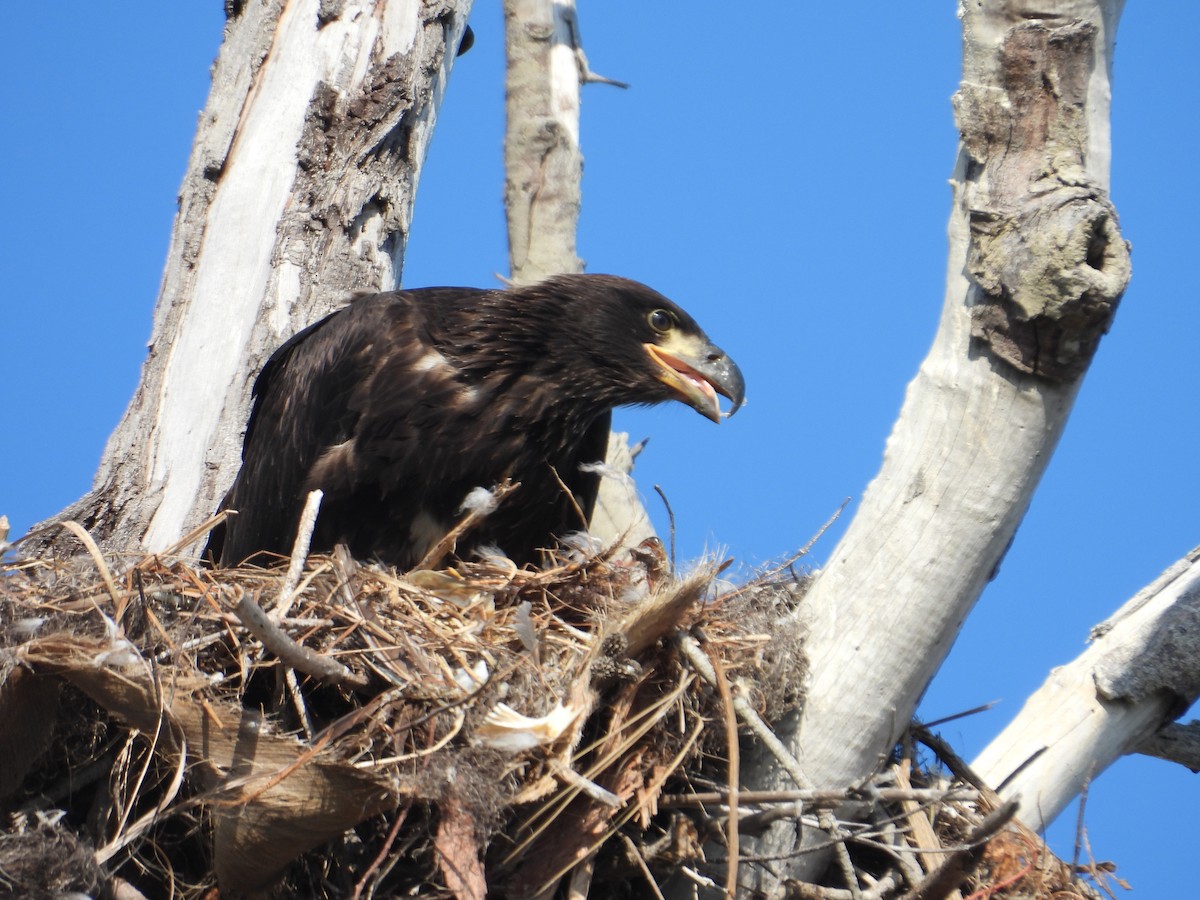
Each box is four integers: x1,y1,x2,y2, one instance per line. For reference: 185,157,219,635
0,529,1117,899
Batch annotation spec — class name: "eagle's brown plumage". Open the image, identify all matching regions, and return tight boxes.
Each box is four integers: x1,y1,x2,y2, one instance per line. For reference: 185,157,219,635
205,274,744,569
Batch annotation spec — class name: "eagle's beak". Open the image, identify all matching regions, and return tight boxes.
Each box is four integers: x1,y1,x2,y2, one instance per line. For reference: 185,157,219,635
645,341,746,423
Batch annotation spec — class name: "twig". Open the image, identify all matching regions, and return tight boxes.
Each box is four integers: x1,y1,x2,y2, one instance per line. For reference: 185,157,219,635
907,799,1020,900
416,480,518,570
660,788,979,808
1072,775,1089,875
894,760,953,891
875,820,925,891
922,701,1000,730
786,873,898,900
743,500,848,588
653,484,677,572
824,806,863,900
274,488,323,620
57,520,124,621
677,632,868,896
352,804,409,900
676,632,813,790
912,726,1002,806
148,507,236,562
710,651,740,898
619,834,667,900
233,587,370,690
286,667,316,741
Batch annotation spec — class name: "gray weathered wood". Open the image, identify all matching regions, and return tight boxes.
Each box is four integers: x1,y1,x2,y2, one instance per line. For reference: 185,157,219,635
974,546,1200,829
32,0,471,556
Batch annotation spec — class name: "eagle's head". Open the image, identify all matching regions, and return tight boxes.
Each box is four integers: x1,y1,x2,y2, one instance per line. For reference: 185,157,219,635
502,274,746,422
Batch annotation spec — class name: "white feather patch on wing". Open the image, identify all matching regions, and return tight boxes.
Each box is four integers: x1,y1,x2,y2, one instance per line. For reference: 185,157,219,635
412,348,453,374
476,701,584,753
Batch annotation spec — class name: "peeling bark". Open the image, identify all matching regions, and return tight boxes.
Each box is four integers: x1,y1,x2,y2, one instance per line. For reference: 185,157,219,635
960,20,1130,380
30,0,472,556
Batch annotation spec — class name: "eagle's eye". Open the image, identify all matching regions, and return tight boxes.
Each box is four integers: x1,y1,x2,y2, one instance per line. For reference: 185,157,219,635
647,309,673,333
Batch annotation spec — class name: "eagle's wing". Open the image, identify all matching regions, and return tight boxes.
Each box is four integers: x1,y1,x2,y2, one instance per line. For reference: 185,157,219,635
564,410,612,526
207,303,374,564
209,289,485,566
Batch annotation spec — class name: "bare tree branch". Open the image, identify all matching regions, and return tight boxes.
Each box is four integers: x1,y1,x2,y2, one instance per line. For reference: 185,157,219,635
1138,721,1200,772
974,547,1200,828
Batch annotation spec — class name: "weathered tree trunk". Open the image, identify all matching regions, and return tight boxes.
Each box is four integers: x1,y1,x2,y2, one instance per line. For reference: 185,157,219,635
502,0,653,548
735,2,1130,892
974,545,1200,830
31,0,471,557
503,0,583,285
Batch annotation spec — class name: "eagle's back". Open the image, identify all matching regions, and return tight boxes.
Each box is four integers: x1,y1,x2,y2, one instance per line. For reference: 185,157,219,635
207,289,608,568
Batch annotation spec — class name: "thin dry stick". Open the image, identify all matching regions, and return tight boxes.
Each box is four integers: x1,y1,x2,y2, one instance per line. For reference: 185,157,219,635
660,788,979,808
550,466,588,532
677,633,862,897
274,488,323,620
653,484,677,571
737,499,847,589
894,759,953,888
148,508,236,562
710,651,740,898
352,804,410,900
908,800,1020,900
618,833,668,900
913,726,1003,806
233,587,370,690
675,633,813,789
825,805,863,900
786,873,899,900
921,701,999,730
1071,771,1092,875
286,667,316,741
58,520,124,619
415,480,519,570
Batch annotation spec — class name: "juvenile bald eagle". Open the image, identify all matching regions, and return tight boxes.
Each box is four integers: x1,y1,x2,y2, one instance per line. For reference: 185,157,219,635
205,274,744,569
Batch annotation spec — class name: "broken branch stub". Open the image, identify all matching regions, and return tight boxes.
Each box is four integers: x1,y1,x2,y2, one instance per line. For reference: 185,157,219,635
958,20,1131,382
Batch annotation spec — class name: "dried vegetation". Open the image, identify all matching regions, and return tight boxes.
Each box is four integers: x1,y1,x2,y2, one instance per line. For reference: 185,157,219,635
0,517,1119,899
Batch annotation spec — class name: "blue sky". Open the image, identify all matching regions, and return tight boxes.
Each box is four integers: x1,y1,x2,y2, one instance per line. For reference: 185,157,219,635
4,3,1197,893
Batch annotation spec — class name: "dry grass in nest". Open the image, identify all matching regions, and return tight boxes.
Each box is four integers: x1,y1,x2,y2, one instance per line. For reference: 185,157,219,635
0,519,1118,899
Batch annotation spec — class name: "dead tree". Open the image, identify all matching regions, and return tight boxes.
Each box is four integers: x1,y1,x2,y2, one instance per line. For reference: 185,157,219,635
734,1,1138,892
